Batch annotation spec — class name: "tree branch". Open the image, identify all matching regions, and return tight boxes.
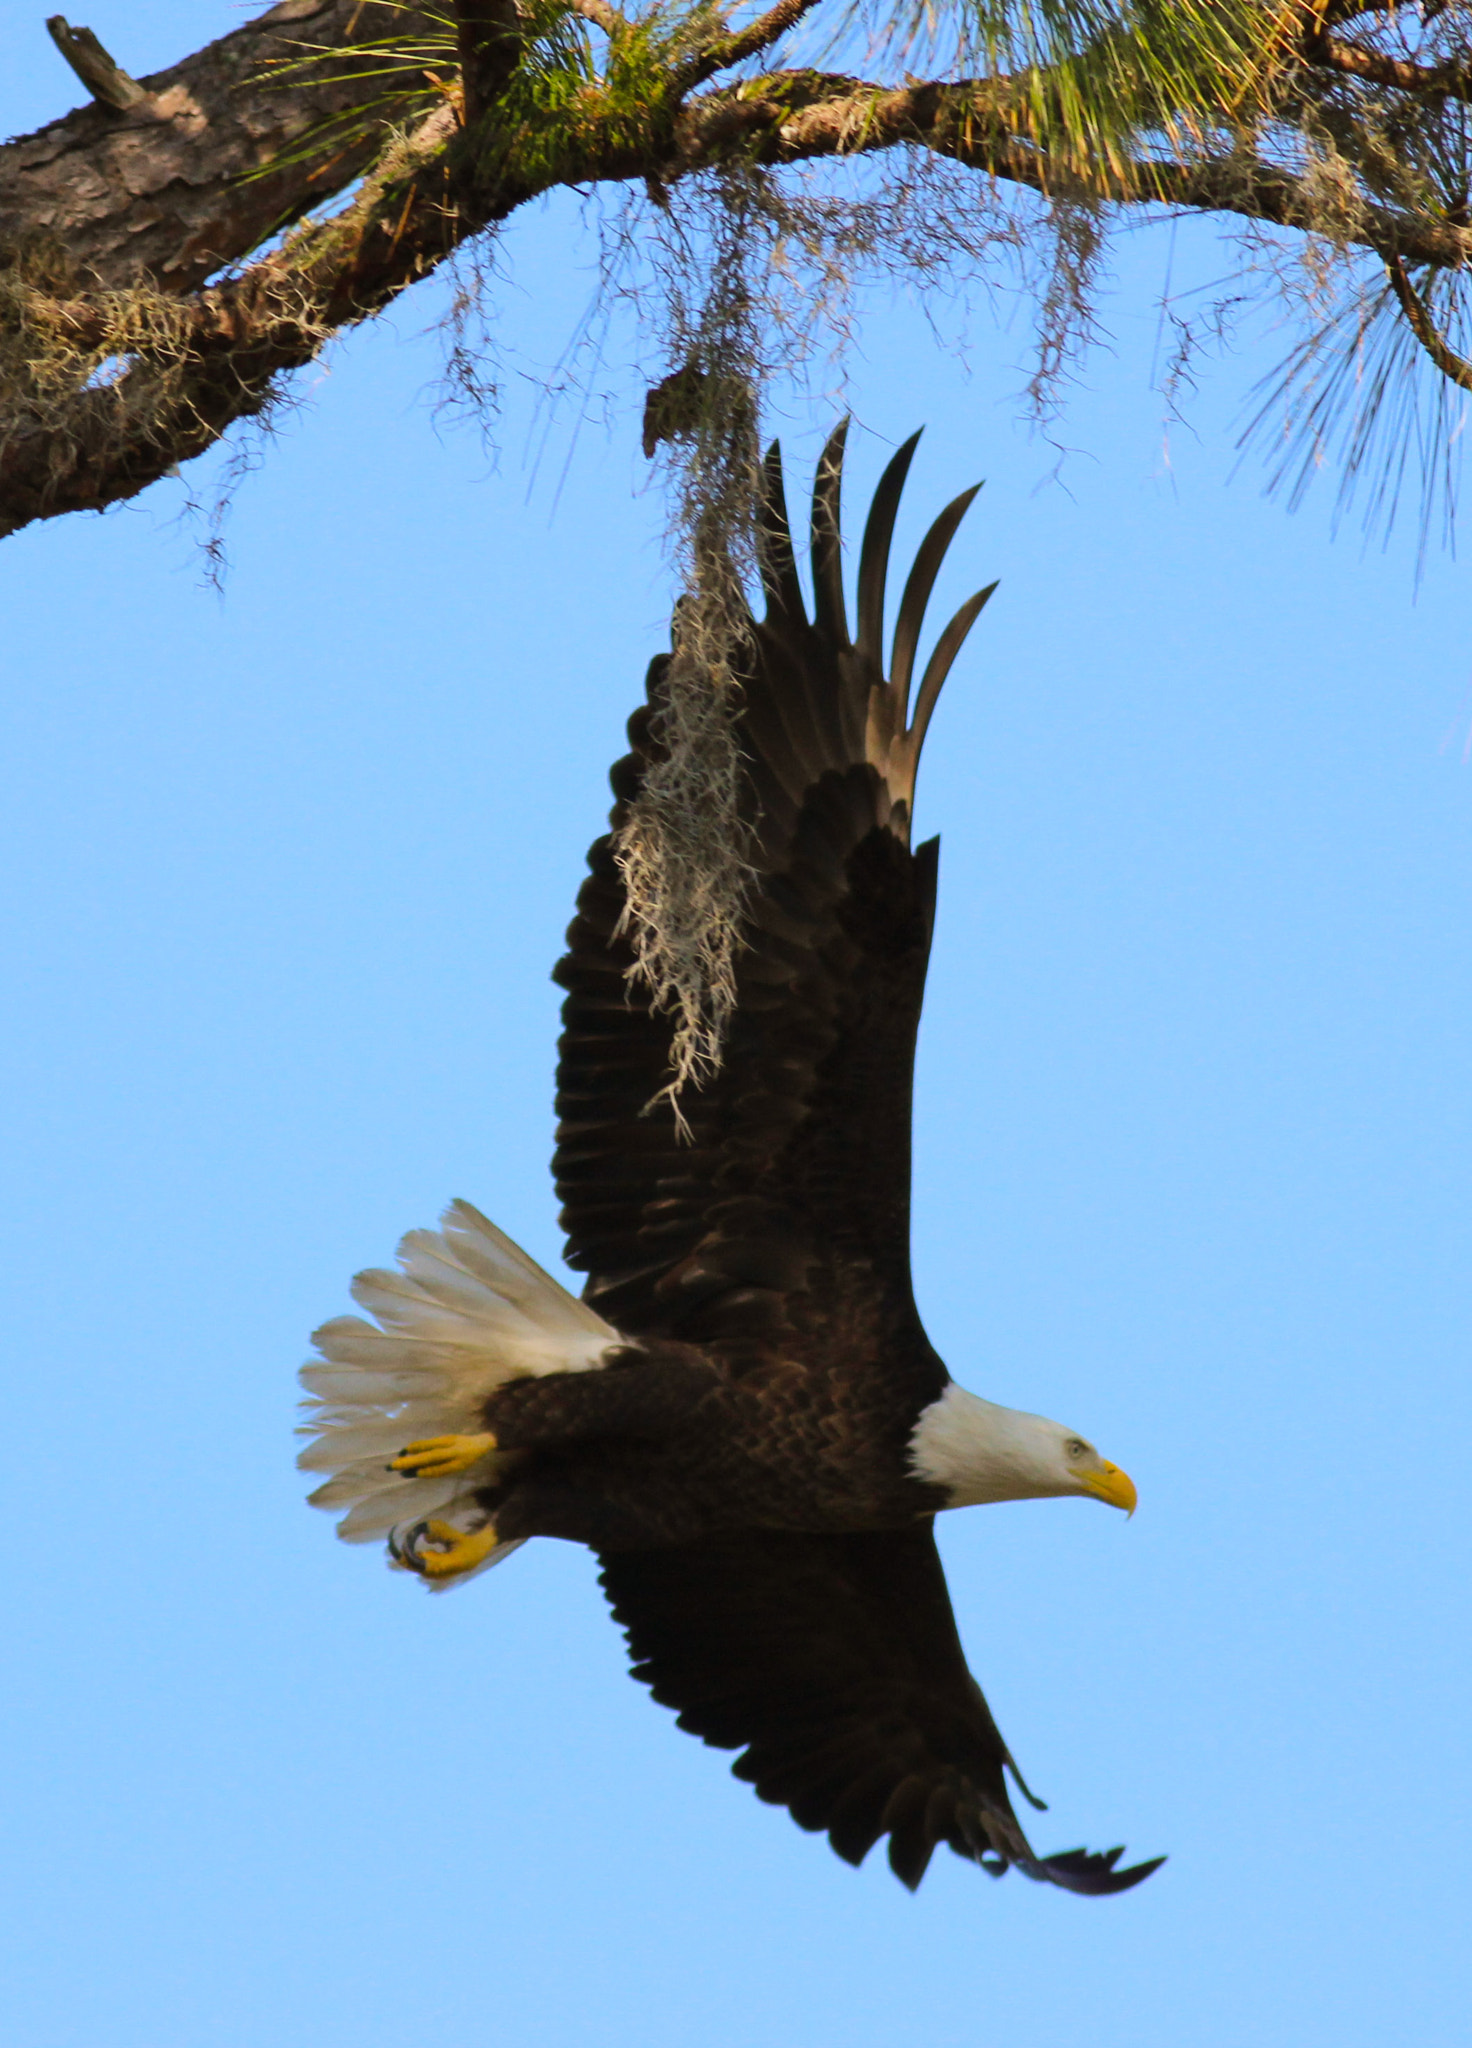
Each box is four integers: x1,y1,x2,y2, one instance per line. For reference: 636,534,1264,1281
1,1,447,295
1386,252,1472,389
714,73,1472,270
0,103,463,537
7,43,1472,539
678,0,825,90
567,0,630,39
1321,0,1403,22
458,0,529,124
1311,31,1472,103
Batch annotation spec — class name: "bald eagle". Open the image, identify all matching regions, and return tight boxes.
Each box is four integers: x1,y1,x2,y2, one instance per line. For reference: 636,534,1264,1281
299,425,1162,1898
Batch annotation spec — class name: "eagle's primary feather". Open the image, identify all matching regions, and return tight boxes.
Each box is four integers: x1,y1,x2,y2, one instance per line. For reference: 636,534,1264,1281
300,424,1162,1897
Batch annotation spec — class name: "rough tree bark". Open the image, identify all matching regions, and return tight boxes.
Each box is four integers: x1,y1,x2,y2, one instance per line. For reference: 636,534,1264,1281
2,2,446,294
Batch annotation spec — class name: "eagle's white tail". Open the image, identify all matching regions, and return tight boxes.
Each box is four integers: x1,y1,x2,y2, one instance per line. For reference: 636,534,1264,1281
298,1200,617,1579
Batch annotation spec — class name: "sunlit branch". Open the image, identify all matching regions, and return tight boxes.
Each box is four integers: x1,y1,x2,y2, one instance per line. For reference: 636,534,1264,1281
679,0,825,90
1312,31,1472,104
1320,0,1410,23
727,73,1472,270
1386,253,1472,391
567,0,629,38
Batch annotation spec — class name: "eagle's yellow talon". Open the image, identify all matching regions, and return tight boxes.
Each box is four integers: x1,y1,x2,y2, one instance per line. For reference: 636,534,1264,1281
388,1430,498,1478
394,1517,502,1579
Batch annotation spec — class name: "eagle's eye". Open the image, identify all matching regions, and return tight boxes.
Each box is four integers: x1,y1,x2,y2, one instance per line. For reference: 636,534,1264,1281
1065,1438,1088,1459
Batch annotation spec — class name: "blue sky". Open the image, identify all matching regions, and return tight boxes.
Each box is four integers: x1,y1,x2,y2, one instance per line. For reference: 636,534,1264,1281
4,10,1471,2045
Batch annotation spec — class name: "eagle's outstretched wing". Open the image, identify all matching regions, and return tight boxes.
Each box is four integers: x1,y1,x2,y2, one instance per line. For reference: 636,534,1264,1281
553,425,992,1367
599,1524,1164,1895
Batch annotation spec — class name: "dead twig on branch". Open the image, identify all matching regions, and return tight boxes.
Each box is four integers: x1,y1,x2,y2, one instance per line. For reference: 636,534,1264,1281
44,16,153,113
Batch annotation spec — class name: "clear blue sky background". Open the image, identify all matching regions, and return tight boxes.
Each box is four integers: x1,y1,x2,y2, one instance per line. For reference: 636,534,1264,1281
4,10,1470,2045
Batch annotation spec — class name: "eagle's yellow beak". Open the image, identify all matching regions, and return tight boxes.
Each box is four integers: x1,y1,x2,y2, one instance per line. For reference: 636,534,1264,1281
1084,1461,1138,1515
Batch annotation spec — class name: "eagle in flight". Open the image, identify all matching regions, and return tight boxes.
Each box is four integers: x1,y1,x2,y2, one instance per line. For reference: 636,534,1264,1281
299,424,1162,1898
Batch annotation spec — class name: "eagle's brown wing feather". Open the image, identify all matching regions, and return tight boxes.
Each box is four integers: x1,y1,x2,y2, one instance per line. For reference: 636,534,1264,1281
553,428,992,1357
598,1523,1164,1895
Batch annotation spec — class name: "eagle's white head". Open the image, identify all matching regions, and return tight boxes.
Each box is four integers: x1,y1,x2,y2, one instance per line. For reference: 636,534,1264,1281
908,1381,1137,1512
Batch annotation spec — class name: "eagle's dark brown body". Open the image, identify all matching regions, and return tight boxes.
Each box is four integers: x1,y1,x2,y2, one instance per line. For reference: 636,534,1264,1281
477,1333,947,1551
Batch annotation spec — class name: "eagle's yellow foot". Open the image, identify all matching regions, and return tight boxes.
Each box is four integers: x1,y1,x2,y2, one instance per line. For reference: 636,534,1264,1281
388,1431,498,1479
392,1517,502,1579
